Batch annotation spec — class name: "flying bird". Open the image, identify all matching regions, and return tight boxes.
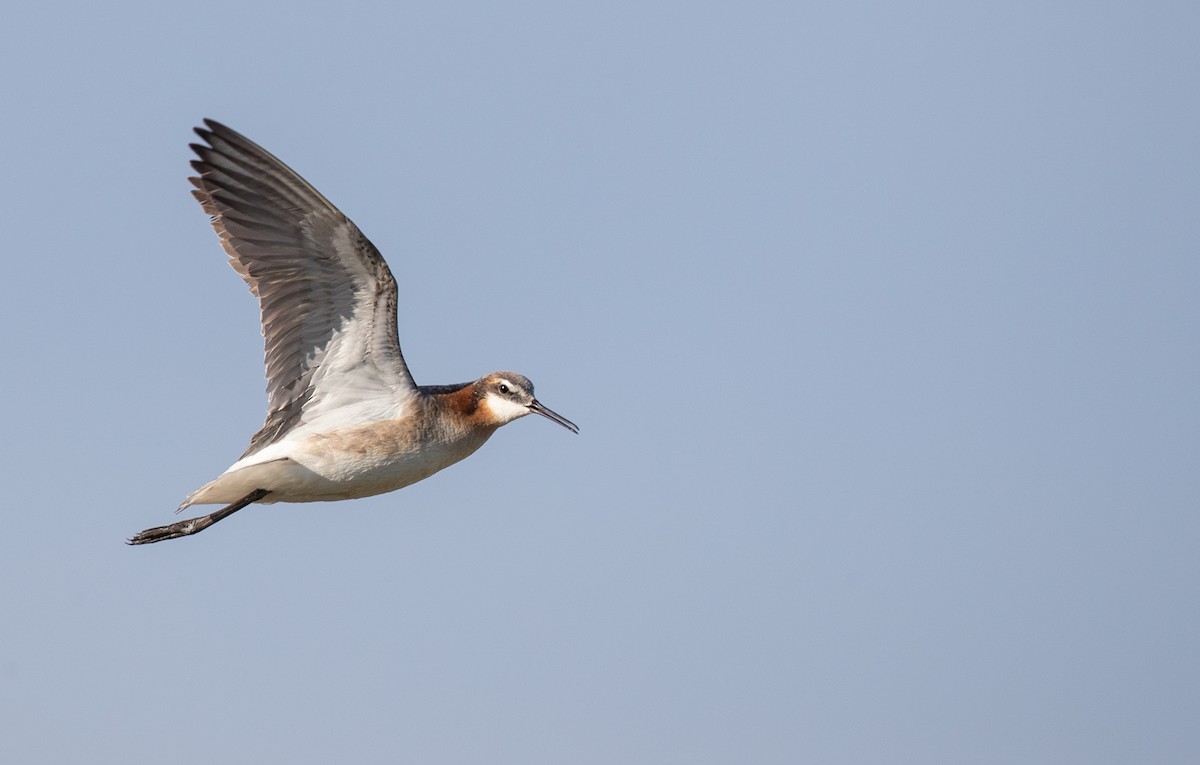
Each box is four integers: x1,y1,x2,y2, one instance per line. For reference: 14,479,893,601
128,120,577,544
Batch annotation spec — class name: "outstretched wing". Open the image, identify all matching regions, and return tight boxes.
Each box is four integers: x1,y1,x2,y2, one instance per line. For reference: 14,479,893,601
189,119,417,457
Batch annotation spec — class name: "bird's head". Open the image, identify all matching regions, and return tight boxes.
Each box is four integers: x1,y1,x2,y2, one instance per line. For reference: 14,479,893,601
477,372,578,433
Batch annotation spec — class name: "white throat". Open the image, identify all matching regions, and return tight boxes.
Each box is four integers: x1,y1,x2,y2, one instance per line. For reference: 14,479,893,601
484,391,532,424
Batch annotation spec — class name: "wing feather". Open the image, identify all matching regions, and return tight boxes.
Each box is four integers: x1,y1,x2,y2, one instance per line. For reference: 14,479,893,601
189,119,416,457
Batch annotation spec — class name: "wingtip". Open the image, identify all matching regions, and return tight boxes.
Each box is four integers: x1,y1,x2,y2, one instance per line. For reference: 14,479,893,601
194,119,238,148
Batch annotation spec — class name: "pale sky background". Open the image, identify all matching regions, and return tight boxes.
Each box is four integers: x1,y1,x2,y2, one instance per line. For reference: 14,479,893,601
2,2,1198,763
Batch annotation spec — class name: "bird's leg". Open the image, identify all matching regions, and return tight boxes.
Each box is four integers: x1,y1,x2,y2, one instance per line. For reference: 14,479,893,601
127,488,271,545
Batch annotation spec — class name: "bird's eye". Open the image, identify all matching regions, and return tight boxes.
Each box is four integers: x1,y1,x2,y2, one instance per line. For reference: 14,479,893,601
498,384,510,395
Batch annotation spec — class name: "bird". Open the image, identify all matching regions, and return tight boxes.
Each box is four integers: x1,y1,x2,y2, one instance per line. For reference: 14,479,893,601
128,120,577,545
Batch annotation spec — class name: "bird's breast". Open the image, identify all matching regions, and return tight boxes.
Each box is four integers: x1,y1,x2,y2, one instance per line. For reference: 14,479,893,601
289,416,498,497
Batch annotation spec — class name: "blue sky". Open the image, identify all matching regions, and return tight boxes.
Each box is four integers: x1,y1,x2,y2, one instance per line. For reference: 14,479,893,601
2,2,1198,763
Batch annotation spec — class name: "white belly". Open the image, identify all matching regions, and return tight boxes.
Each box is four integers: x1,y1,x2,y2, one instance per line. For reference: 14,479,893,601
182,419,496,507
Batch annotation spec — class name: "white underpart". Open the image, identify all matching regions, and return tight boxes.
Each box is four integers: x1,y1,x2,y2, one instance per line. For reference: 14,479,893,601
485,391,532,424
